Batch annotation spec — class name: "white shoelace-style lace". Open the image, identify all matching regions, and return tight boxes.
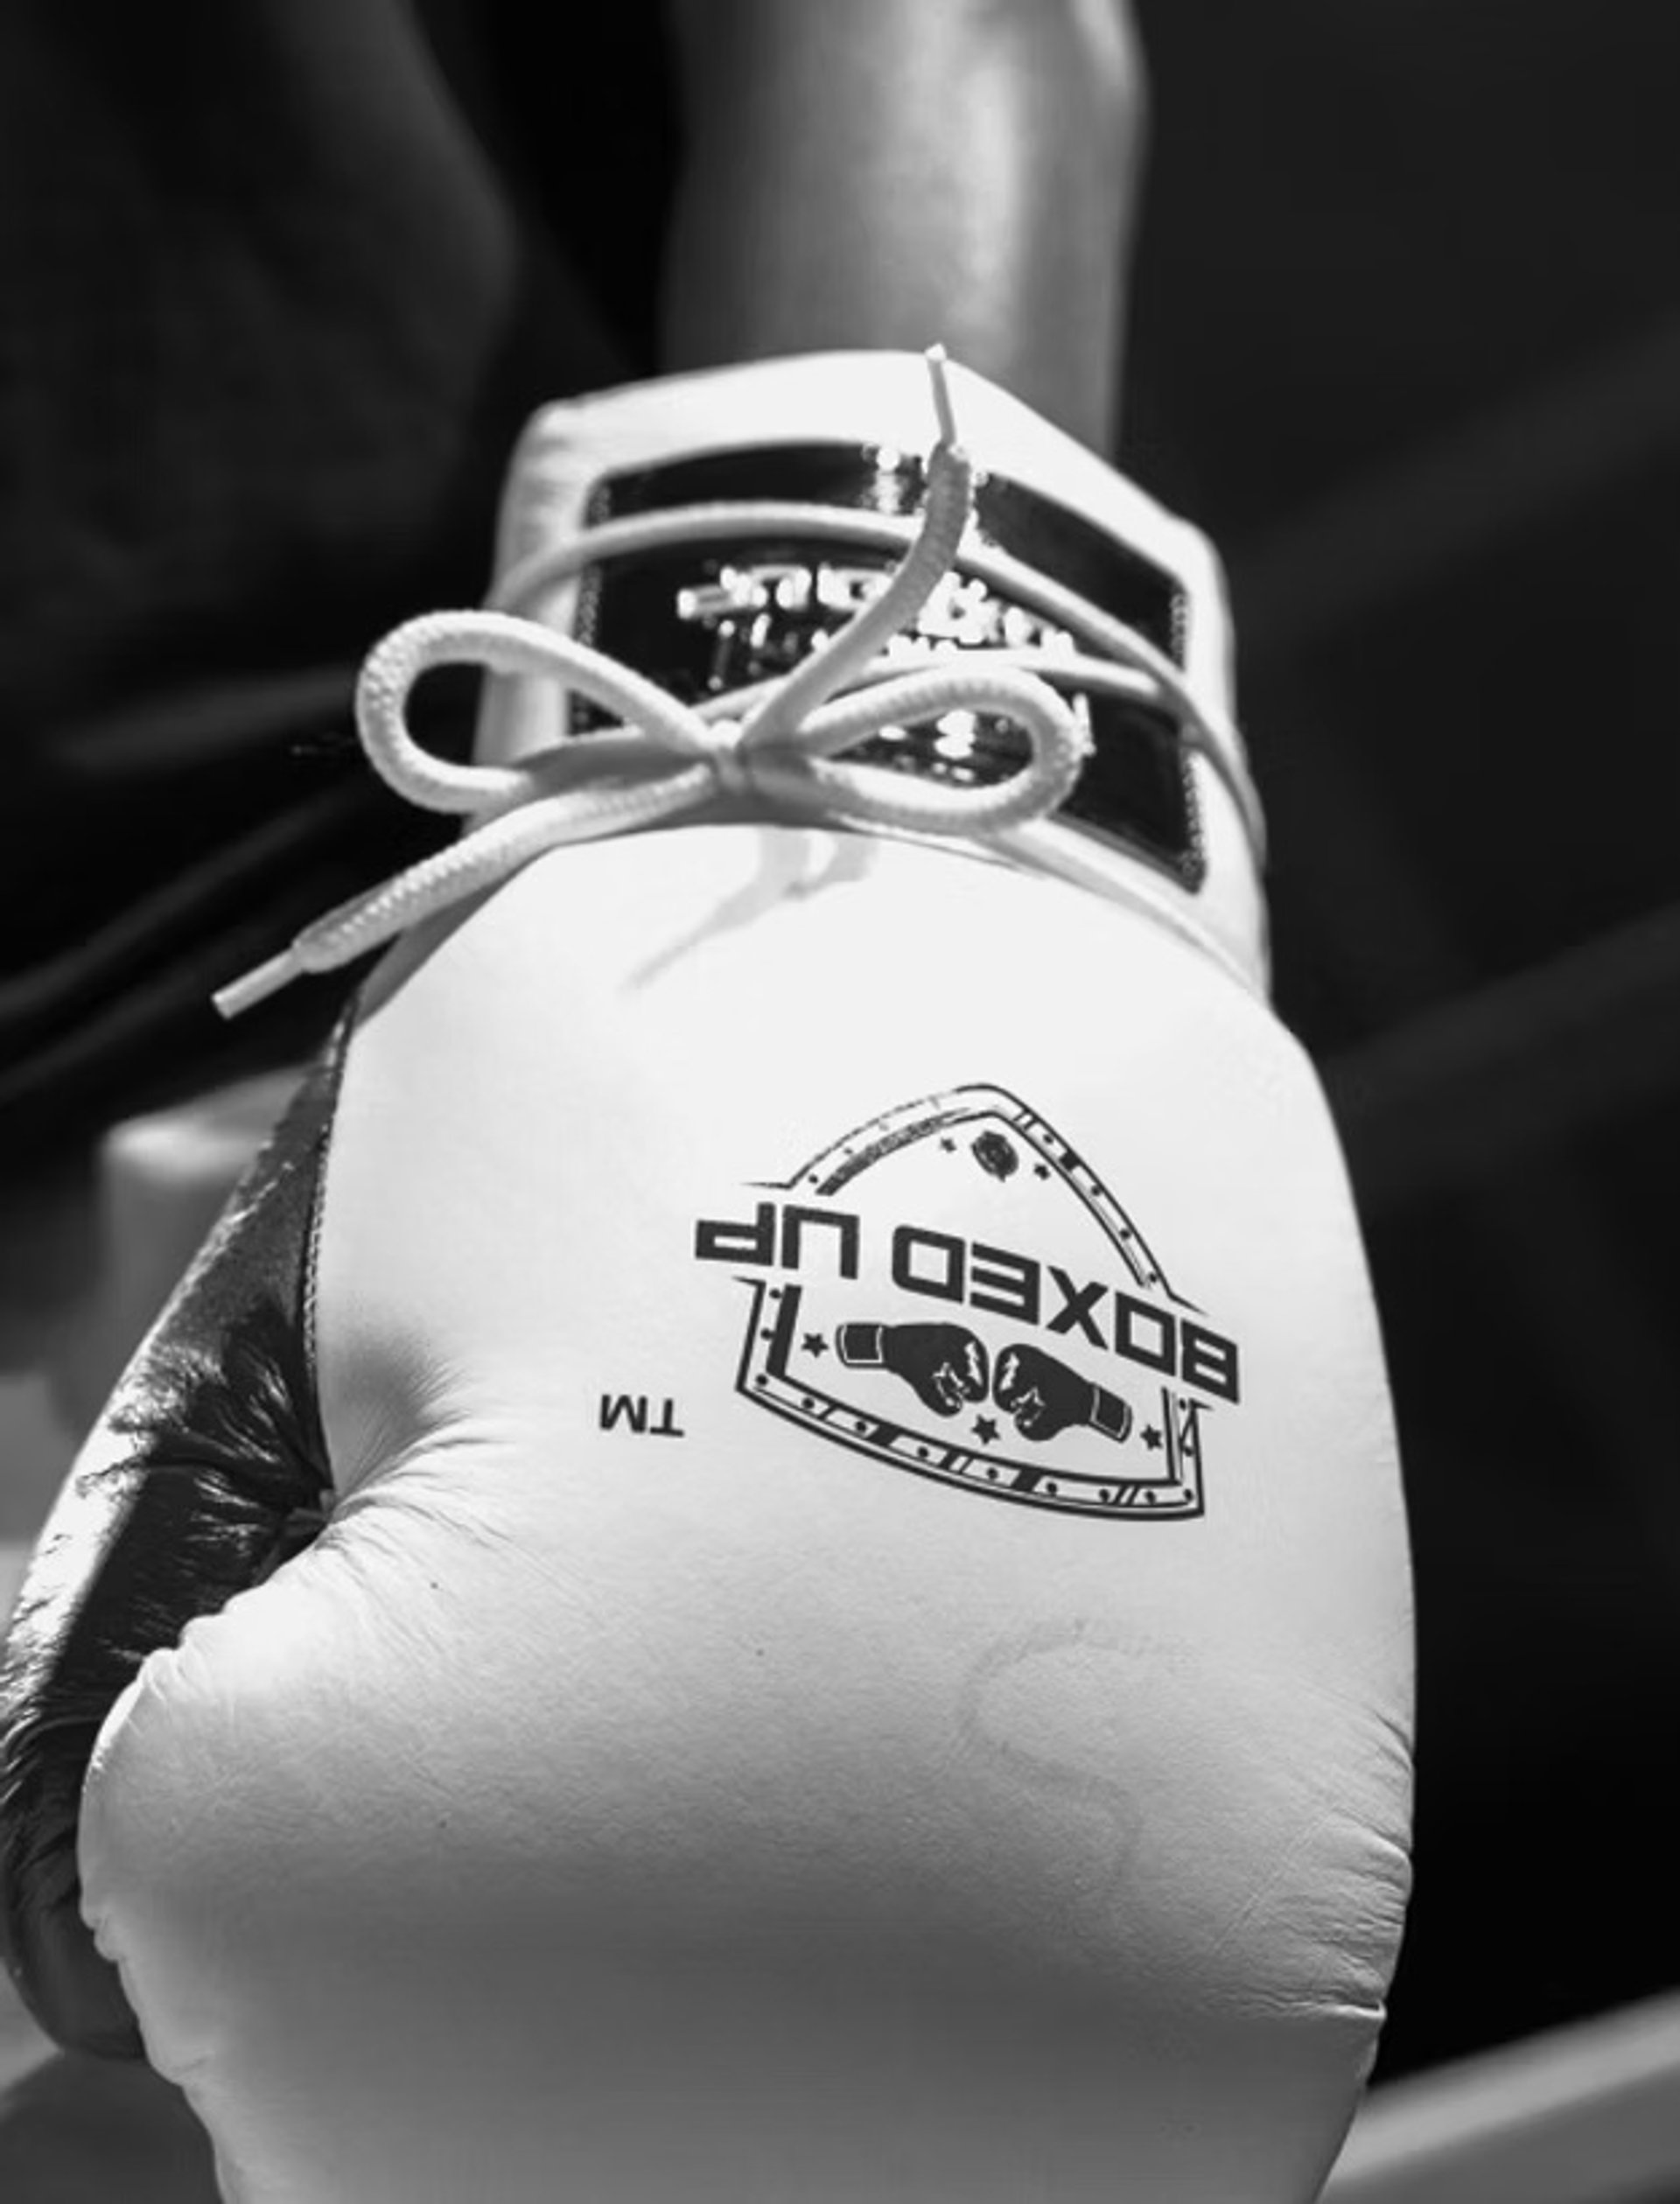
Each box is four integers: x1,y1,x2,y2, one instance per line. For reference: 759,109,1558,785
215,351,1263,1019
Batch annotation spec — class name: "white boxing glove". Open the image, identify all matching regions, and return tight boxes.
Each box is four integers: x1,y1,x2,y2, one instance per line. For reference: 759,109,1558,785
2,353,1413,2201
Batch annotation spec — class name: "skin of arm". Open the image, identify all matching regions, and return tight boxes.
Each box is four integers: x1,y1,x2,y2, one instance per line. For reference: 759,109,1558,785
660,0,1148,453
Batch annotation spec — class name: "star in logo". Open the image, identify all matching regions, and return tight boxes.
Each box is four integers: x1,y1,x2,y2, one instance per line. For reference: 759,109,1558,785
973,1415,1000,1445
1142,1425,1164,1452
802,1333,830,1359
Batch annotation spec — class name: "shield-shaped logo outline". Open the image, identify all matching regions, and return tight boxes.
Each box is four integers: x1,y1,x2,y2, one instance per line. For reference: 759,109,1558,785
724,1085,1219,1522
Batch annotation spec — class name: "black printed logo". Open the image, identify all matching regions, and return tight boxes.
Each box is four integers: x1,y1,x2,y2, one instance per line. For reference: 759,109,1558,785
694,1087,1241,1521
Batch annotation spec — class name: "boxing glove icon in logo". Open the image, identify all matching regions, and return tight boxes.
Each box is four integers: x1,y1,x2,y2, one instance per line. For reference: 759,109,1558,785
836,1325,1131,1445
836,1323,990,1417
993,1343,1133,1444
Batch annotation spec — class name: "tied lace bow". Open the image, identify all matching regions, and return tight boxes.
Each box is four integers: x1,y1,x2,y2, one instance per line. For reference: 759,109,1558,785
216,350,1258,1019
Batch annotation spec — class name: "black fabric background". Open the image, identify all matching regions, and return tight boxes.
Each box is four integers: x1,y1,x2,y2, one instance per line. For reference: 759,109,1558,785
0,1,675,1147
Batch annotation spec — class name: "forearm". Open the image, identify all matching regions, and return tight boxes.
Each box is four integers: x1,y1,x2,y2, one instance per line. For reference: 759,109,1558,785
661,0,1147,451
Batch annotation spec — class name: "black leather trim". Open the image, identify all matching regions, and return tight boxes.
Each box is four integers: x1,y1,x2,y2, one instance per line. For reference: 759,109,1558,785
576,444,1207,890
0,1011,352,2057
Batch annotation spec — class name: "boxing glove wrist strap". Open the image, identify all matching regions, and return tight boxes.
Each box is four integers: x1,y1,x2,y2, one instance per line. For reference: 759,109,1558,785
215,351,1263,1021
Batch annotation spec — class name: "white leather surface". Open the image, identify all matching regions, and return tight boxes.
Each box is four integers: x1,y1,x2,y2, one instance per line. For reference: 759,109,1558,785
80,825,1413,2201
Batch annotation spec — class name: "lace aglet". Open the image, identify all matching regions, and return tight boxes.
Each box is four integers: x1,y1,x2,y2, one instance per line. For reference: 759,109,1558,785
923,345,960,451
214,948,304,1021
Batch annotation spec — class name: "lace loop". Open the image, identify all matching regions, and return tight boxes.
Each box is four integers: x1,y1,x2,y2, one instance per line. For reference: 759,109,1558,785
215,350,1258,1019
